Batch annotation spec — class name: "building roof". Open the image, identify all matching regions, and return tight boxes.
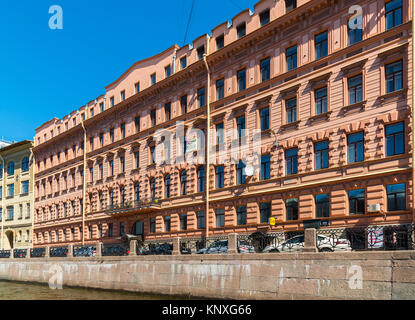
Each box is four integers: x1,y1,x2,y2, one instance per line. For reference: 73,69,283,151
0,140,32,154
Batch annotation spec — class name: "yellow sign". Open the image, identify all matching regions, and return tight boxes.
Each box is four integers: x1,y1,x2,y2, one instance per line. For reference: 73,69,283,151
269,217,276,226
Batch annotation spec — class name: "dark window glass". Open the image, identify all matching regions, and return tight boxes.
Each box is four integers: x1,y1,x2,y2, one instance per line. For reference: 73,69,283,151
151,73,156,85
348,132,364,163
150,146,155,164
150,218,156,233
216,78,224,100
180,214,187,230
286,45,297,71
121,91,125,101
385,0,402,30
237,23,246,38
197,46,205,60
7,162,14,176
348,75,363,104
134,152,139,169
150,178,156,200
385,60,403,93
236,205,247,225
135,82,140,93
150,109,156,126
285,148,298,175
387,183,406,211
216,166,224,189
180,171,187,195
386,122,404,156
260,107,270,131
110,128,114,143
315,141,329,170
348,21,363,45
215,209,225,227
285,0,297,12
261,155,271,180
164,216,171,232
216,34,224,49
316,193,330,217
165,65,171,78
260,57,270,82
260,9,270,26
164,102,171,121
165,175,171,198
180,95,188,114
198,88,205,107
119,222,125,236
315,87,328,115
121,123,125,139
120,186,125,204
236,161,246,185
216,122,224,145
134,182,140,202
315,31,328,59
180,56,187,69
286,97,297,123
286,198,298,220
108,223,113,237
349,189,365,214
197,211,205,229
237,115,245,138
237,69,246,92
260,202,271,223
197,166,205,192
22,157,29,172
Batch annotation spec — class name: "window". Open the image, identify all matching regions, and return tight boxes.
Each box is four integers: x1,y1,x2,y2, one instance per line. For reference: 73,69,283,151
119,222,125,235
7,162,14,176
120,185,126,204
236,205,247,225
216,166,224,189
197,45,205,60
260,155,271,180
7,184,14,197
386,122,404,156
286,198,298,220
216,34,224,49
197,166,205,192
135,82,140,93
150,146,155,164
120,156,125,173
134,151,140,169
315,141,329,170
348,20,362,46
99,163,103,180
100,102,104,112
236,116,246,140
260,57,270,82
151,73,156,85
260,202,271,223
216,122,224,144
135,116,140,132
349,189,365,214
164,216,171,232
285,0,296,12
89,137,94,151
197,88,205,107
150,218,156,233
110,128,114,143
197,211,205,229
216,209,225,227
285,148,298,175
385,60,403,93
216,78,224,100
259,9,270,26
165,65,171,78
22,157,29,172
7,206,13,220
237,22,246,39
120,90,125,101
348,132,364,163
348,74,363,104
387,183,406,211
180,95,188,114
236,161,246,185
286,45,297,71
21,181,29,195
260,107,269,131
134,182,140,202
108,223,113,237
121,123,126,139
385,0,402,30
285,97,297,123
315,194,330,217
315,31,328,59
109,159,114,176
315,87,328,115
180,171,187,195
180,56,187,70
98,192,103,210
180,214,187,230
237,69,246,92
164,102,171,121
150,178,156,200
110,97,115,107
150,109,156,126
165,175,171,198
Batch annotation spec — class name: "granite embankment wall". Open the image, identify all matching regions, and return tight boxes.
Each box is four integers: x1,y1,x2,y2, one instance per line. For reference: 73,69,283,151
0,251,414,299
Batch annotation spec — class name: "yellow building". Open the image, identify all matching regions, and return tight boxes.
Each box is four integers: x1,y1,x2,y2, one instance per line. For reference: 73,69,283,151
0,140,34,250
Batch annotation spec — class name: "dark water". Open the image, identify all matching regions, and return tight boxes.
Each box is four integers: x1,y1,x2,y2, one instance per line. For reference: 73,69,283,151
0,280,190,300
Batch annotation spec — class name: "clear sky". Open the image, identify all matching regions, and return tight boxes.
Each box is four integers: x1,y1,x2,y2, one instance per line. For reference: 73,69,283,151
0,0,256,142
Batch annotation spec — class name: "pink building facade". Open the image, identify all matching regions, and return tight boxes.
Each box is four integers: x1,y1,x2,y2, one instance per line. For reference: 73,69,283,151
33,0,413,246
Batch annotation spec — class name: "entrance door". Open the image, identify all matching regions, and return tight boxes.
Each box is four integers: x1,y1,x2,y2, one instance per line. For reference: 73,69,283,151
132,221,144,236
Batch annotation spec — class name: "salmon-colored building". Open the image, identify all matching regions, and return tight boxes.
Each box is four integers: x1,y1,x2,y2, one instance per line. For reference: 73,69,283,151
32,0,413,247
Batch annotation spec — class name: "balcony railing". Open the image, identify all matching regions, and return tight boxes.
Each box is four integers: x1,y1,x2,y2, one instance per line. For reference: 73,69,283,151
105,199,161,215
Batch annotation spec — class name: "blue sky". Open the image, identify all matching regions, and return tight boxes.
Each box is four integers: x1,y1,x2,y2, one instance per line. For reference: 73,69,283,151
0,0,256,142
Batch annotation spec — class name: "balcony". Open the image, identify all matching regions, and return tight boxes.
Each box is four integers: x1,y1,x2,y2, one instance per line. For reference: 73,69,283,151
105,199,161,217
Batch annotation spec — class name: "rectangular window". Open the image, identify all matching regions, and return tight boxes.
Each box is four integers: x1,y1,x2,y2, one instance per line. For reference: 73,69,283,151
7,206,13,220
180,56,187,70
119,222,124,235
236,205,247,225
315,140,329,170
150,146,156,164
260,202,271,223
180,214,187,231
110,97,115,107
236,161,246,185
349,189,365,214
260,107,270,131
286,198,299,220
348,74,363,104
237,69,246,92
134,152,140,169
286,45,297,71
315,87,328,115
216,34,224,49
197,46,205,60
197,211,205,229
285,97,297,123
215,208,225,227
348,21,362,46
260,57,270,82
151,73,156,85
285,148,298,175
385,60,403,93
386,122,404,156
164,102,171,121
109,160,114,176
7,184,14,197
110,128,114,143
216,78,224,100
150,109,156,126
315,31,328,59
120,123,125,139
237,23,246,39
259,9,270,26
120,157,125,173
197,166,205,192
150,217,156,233
387,183,406,211
197,87,205,107
285,0,297,12
108,223,113,237
99,163,103,180
100,102,104,112
385,0,402,30
348,132,364,163
260,155,271,180
21,181,29,195
135,116,140,132
135,82,140,93
216,122,224,145
180,95,188,114
315,193,330,217
164,216,171,232
120,90,125,101
165,65,171,78
236,115,246,139
216,166,224,189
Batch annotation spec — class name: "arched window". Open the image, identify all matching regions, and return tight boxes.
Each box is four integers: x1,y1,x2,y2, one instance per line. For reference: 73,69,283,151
164,175,171,198
150,178,156,200
197,166,205,192
21,157,29,172
180,170,187,195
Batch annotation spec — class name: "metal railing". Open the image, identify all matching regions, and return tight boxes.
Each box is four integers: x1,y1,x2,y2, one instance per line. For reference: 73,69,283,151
13,249,27,258
237,231,303,253
137,239,173,255
30,248,46,258
73,245,96,257
102,243,129,256
0,250,10,258
49,246,68,257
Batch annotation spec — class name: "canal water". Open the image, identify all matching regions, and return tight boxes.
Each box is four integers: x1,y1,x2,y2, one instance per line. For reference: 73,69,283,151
0,280,190,300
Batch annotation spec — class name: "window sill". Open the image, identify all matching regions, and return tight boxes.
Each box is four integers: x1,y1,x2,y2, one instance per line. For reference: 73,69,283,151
280,120,300,131
341,100,366,114
20,192,29,196
379,88,407,103
308,111,332,123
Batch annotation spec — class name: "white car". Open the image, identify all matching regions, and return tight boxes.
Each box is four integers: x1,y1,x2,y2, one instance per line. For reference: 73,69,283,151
262,234,352,253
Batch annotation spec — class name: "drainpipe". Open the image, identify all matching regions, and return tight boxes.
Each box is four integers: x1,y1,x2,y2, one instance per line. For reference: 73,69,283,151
29,145,34,249
412,3,415,225
81,118,87,245
0,154,4,250
203,35,211,239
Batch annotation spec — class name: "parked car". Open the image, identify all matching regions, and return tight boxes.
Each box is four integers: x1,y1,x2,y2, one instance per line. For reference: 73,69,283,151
197,240,255,254
262,235,351,253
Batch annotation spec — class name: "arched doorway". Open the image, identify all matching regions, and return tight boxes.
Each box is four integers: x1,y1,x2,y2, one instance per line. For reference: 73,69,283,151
5,230,13,250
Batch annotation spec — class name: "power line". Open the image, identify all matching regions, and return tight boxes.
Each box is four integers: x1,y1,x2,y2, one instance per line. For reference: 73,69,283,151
182,0,196,47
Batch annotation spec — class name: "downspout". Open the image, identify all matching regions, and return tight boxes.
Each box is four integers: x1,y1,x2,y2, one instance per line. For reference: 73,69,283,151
29,145,34,248
0,154,4,250
203,35,211,238
81,118,87,245
412,2,415,225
